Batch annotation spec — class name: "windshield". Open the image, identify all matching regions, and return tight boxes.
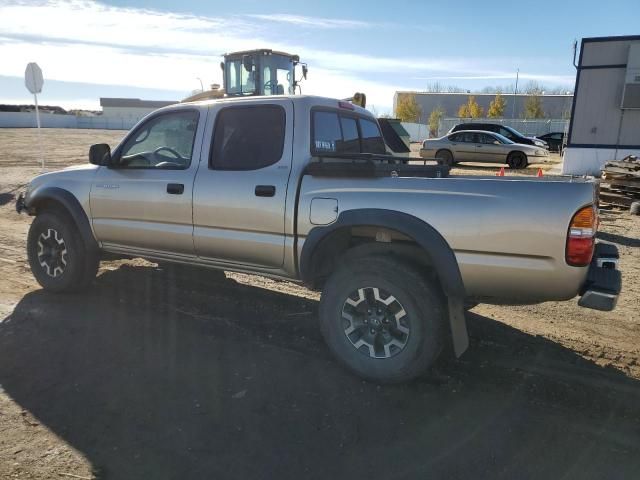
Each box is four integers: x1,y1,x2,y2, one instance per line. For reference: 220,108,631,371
261,54,295,95
502,125,525,138
493,132,515,144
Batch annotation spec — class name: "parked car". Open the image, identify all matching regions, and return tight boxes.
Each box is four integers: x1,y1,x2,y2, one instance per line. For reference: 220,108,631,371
449,122,549,149
421,130,549,168
16,95,620,383
537,132,566,152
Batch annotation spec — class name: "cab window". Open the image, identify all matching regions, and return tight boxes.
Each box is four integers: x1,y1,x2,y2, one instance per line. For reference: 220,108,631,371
210,105,285,171
312,110,386,155
360,118,386,154
118,110,199,169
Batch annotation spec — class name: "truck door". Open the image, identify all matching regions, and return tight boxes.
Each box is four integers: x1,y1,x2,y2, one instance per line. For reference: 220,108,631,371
192,99,293,268
90,108,205,256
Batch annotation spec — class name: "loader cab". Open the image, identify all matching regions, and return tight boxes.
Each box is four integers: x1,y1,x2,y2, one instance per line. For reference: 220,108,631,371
222,49,306,97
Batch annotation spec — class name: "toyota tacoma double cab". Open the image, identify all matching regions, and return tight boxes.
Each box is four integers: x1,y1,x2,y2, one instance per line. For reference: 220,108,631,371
16,95,622,383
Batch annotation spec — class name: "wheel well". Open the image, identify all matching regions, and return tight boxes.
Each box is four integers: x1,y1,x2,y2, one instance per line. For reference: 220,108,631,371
507,150,526,159
30,197,73,220
304,225,436,290
435,148,453,159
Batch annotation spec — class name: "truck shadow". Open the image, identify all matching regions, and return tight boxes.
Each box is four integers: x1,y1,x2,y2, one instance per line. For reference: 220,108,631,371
1,264,639,479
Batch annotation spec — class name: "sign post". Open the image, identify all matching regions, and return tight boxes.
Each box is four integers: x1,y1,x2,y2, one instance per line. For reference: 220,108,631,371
25,62,44,170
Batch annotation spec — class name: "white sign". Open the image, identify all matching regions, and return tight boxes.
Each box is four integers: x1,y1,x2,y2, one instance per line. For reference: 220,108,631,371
25,62,44,94
24,62,45,170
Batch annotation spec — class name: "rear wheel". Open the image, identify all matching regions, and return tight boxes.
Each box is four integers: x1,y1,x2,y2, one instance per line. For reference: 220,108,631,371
435,149,454,166
319,256,446,383
507,151,528,169
27,211,98,292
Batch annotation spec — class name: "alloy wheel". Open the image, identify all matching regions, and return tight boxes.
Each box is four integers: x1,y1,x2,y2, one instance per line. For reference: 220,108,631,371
341,287,411,359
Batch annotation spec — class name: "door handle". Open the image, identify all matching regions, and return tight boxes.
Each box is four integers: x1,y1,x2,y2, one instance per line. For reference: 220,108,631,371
167,183,184,195
255,185,276,197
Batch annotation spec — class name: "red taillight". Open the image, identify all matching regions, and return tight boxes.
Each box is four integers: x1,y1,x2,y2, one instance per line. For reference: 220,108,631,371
566,205,597,266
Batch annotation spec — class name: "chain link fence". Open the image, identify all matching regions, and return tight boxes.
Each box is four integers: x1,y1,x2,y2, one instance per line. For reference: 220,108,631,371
438,118,569,138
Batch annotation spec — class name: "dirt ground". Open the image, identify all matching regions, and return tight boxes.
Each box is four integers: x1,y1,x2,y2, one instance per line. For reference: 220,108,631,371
0,129,639,479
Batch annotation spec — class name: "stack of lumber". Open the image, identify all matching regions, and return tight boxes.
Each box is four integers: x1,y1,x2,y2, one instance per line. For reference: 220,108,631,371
600,155,640,209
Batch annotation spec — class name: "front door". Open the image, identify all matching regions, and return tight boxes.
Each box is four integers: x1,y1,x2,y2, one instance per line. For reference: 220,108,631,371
475,132,507,163
192,99,293,268
90,108,205,256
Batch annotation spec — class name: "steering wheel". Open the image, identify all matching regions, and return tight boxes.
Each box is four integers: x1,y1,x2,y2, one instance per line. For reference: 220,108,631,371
263,80,278,92
154,146,183,160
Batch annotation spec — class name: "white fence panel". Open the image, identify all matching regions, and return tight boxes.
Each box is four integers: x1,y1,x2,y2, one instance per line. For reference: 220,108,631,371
0,112,140,130
401,122,429,142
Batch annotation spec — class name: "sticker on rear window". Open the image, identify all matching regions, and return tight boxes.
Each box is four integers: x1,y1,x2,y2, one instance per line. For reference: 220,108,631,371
315,140,336,151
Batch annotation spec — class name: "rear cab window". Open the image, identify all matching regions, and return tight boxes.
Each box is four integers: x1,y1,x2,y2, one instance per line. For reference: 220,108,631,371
311,109,386,155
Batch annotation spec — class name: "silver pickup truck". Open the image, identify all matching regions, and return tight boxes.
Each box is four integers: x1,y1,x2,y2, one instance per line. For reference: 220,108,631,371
16,95,621,383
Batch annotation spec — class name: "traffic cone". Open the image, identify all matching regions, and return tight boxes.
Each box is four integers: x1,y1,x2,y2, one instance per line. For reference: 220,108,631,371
537,168,544,177
496,167,505,177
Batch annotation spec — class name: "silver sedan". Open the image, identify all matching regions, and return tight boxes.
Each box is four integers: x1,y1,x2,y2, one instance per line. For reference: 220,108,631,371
420,130,549,168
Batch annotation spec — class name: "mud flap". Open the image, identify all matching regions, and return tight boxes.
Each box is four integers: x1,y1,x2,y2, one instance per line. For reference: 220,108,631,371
447,297,469,357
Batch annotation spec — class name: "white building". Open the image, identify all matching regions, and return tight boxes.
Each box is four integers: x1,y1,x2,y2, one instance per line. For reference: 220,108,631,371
100,98,177,122
563,35,640,175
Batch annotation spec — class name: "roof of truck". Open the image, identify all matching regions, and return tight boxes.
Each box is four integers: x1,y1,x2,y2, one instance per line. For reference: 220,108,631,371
178,94,372,117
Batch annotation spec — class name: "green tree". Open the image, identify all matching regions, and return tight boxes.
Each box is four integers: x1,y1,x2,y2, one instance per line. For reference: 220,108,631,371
487,93,506,118
395,94,422,123
428,106,445,137
457,95,483,118
524,95,545,118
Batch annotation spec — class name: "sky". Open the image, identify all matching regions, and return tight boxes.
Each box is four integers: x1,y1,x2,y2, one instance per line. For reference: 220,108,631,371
0,0,638,114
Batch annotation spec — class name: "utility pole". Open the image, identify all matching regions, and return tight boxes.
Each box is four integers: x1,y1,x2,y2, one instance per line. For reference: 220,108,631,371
511,68,519,119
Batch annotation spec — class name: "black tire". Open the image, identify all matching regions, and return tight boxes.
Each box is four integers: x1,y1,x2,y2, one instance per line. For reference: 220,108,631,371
435,149,454,166
507,151,528,169
27,211,98,293
319,255,446,383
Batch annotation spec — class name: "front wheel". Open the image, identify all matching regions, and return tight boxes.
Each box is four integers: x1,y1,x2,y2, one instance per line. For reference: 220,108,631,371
27,211,98,292
319,256,446,383
507,151,528,169
435,149,454,166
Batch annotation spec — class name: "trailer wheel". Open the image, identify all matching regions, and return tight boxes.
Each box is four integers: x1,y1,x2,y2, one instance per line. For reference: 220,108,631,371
319,255,445,383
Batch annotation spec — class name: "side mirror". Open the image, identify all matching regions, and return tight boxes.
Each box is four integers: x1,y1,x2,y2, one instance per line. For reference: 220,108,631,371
89,143,111,166
302,64,308,80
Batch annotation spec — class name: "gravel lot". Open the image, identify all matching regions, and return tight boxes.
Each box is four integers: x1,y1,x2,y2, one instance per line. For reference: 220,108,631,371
0,129,639,479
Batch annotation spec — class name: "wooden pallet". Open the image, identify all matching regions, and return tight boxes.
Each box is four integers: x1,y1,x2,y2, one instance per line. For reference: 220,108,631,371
599,155,640,209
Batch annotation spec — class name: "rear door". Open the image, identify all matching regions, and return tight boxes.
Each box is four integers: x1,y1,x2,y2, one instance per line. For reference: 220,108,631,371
451,131,477,160
192,99,293,268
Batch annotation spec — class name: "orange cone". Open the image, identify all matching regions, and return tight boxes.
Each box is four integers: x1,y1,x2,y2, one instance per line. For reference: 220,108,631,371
496,167,505,177
537,168,544,177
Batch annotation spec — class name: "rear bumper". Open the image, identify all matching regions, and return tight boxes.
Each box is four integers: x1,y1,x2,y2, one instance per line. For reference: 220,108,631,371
578,243,621,312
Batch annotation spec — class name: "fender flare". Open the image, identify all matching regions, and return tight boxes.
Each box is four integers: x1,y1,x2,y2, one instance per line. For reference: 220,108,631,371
26,187,99,253
300,208,468,357
301,209,464,297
